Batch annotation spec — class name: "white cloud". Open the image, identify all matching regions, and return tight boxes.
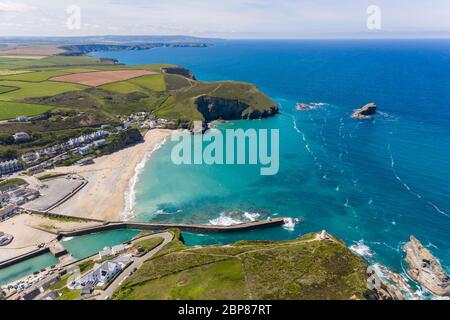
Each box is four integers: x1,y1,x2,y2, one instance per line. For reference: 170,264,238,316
0,1,33,12
0,0,450,38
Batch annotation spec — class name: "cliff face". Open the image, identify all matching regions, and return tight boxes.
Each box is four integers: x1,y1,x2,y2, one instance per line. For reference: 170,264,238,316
59,43,207,56
162,66,196,80
404,236,450,297
101,128,143,155
195,96,278,122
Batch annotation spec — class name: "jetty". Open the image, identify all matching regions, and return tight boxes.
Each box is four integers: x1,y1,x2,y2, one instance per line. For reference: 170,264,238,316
0,211,287,270
22,210,287,237
57,219,286,238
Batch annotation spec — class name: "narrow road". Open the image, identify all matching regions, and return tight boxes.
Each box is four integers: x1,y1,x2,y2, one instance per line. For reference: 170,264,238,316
98,231,173,300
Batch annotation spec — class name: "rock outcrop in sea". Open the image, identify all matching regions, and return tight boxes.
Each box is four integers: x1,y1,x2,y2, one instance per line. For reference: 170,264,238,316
366,264,419,300
404,236,450,297
352,102,377,119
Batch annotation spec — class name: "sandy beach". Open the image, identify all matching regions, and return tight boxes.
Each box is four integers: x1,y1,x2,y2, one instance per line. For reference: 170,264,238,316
41,129,173,221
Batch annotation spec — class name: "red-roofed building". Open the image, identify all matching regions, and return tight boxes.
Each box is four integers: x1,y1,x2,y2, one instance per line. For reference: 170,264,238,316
0,204,17,221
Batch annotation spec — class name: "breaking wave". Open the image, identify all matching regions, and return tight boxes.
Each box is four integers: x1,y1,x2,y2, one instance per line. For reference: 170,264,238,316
209,211,261,226
350,240,374,259
122,137,168,220
388,144,450,219
282,217,301,231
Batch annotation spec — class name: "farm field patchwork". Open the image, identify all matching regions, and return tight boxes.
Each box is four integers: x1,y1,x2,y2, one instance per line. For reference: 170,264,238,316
50,70,156,86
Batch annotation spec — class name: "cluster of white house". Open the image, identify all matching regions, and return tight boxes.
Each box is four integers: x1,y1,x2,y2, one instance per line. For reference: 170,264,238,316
124,112,173,130
68,254,132,290
21,130,110,165
0,159,22,175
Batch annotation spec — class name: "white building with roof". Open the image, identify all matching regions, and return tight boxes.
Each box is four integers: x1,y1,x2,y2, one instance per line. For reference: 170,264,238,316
13,132,30,142
21,152,39,164
0,159,22,175
78,146,92,155
69,255,132,289
16,116,29,122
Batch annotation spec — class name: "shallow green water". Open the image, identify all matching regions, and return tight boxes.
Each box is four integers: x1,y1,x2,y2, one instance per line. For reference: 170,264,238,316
0,253,58,285
0,229,140,285
62,229,140,260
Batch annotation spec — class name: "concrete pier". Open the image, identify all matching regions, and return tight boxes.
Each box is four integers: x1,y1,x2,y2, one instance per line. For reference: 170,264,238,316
57,218,287,238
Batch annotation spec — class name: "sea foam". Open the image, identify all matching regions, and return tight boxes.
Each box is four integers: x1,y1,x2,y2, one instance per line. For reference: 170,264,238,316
209,211,261,226
122,137,168,220
349,240,374,258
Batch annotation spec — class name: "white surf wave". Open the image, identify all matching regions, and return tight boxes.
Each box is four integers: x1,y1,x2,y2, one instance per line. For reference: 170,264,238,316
282,217,300,231
388,143,450,219
122,137,168,221
209,211,261,226
350,240,374,258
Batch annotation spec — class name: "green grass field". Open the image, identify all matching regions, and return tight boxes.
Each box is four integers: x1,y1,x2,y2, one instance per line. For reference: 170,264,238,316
0,85,18,94
0,178,27,190
0,70,69,82
133,237,165,255
0,101,53,119
113,232,368,300
0,80,86,101
100,74,166,94
0,70,31,76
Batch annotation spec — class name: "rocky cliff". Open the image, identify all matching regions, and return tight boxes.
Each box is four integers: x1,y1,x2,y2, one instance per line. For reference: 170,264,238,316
404,236,450,297
196,96,279,122
162,66,196,80
100,128,143,155
59,43,207,56
352,103,377,119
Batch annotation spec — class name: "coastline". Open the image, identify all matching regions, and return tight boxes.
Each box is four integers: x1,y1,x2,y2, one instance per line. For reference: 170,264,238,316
122,134,169,220
43,129,174,221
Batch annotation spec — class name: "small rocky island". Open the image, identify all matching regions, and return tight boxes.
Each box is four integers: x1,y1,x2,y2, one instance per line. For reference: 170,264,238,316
404,236,450,297
352,102,377,119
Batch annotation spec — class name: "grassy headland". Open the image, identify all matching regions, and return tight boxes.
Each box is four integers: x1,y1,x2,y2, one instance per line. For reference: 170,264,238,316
112,231,368,300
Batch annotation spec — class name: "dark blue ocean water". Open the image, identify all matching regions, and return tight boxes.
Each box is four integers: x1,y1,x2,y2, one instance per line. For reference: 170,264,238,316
92,40,450,280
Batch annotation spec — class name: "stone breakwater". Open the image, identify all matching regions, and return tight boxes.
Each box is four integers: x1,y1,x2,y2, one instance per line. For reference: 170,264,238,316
404,236,450,297
352,102,377,119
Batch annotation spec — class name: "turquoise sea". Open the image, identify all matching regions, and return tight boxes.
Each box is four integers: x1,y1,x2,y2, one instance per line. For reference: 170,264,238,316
3,40,448,289
92,40,450,279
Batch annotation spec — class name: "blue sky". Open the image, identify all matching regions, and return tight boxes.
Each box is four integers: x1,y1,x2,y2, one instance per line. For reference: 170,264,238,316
1,0,450,38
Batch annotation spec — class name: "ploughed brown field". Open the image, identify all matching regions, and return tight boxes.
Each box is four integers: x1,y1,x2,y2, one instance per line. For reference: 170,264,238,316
49,69,156,86
0,47,65,56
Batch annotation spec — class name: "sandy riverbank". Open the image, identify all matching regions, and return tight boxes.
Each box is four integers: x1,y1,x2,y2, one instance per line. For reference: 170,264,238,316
41,129,173,221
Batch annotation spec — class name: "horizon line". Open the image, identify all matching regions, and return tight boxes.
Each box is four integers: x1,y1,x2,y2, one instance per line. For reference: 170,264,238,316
1,34,450,41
